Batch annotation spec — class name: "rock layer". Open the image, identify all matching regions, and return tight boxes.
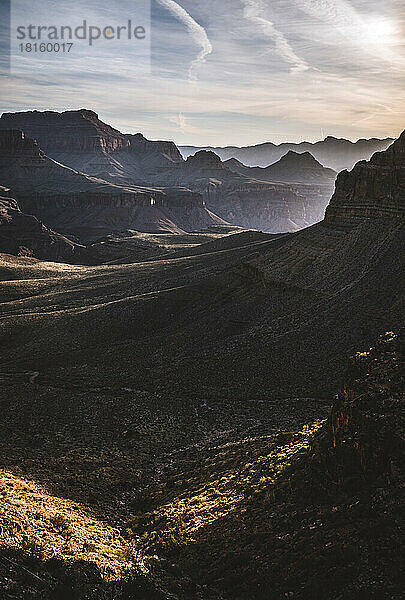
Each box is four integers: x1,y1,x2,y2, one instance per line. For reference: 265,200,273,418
0,130,224,241
0,187,91,263
324,132,405,226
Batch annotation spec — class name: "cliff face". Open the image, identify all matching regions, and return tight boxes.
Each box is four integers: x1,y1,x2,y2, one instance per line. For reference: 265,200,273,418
0,130,46,160
0,110,184,185
0,130,224,241
125,133,183,164
0,188,92,263
203,180,332,232
324,132,405,226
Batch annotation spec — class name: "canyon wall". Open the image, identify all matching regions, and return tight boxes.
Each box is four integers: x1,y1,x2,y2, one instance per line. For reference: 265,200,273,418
324,133,405,227
0,130,224,241
0,187,92,263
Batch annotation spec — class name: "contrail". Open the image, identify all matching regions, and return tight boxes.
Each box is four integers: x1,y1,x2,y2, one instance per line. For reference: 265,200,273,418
241,0,309,73
156,0,212,80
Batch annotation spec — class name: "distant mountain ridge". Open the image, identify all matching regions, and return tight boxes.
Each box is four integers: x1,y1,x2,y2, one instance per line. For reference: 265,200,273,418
225,151,337,184
180,136,394,171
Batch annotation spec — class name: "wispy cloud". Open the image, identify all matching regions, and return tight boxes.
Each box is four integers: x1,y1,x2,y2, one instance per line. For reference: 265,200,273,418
2,0,404,145
298,0,362,31
298,0,402,63
156,0,212,80
241,0,309,73
169,111,216,135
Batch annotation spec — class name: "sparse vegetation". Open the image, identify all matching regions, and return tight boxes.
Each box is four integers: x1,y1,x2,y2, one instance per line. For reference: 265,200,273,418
134,421,325,553
0,469,141,581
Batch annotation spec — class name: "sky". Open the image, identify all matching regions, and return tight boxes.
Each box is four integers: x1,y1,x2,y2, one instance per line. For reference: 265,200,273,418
0,0,404,146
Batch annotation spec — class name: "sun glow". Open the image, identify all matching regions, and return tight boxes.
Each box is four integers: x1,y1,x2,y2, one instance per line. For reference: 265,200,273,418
365,17,397,46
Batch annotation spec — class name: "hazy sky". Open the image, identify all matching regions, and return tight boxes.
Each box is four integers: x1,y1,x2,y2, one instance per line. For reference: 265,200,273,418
1,0,404,145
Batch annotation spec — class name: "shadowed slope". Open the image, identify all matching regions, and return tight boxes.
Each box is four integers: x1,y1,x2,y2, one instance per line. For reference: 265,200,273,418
142,332,403,600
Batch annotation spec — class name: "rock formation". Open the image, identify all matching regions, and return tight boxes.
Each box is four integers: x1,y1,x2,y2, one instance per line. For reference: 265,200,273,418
0,187,91,263
0,130,224,241
324,132,405,226
225,151,337,184
0,111,339,234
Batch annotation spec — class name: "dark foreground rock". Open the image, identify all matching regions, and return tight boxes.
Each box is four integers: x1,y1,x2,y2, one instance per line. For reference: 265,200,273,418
154,331,404,600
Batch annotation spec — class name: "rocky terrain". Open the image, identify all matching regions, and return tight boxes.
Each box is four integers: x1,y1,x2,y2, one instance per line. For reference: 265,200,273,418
0,130,225,242
0,187,93,264
0,111,339,234
0,123,403,599
180,136,394,171
136,331,403,600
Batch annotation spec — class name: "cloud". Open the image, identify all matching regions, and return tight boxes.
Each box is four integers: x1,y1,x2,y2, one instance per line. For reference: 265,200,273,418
156,0,212,80
298,0,362,32
241,0,309,73
298,0,402,63
169,111,215,135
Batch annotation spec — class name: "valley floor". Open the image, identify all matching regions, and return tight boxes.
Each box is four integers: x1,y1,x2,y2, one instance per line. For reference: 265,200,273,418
0,222,403,599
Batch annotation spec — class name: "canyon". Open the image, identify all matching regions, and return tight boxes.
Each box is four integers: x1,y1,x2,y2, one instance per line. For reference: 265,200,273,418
0,113,403,600
0,110,337,235
0,129,224,244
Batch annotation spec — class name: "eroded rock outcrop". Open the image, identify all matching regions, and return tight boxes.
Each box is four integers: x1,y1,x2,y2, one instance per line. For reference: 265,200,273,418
0,187,92,263
0,130,224,241
225,151,337,184
324,132,405,226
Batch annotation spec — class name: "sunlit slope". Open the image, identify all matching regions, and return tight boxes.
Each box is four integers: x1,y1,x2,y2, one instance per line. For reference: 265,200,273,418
0,217,403,401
